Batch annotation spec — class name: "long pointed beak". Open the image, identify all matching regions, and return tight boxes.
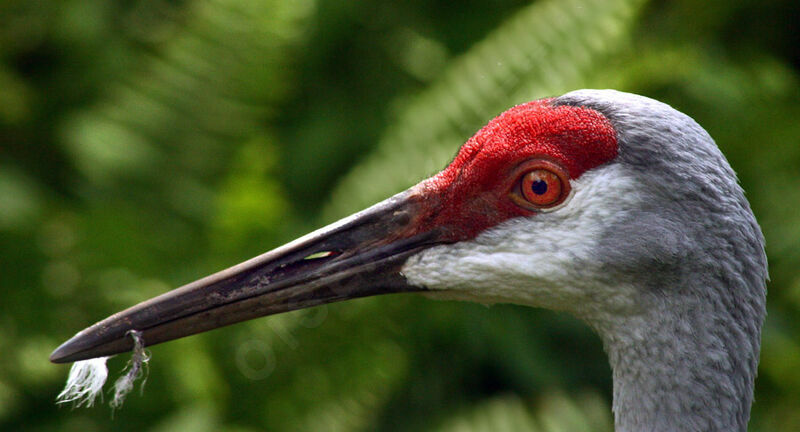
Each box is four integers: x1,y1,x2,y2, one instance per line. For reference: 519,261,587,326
50,189,441,363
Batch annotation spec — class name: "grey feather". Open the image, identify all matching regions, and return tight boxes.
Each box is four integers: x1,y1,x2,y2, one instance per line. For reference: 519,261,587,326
555,90,767,431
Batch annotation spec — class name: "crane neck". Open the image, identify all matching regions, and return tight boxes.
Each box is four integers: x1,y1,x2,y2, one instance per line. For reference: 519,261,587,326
591,286,762,432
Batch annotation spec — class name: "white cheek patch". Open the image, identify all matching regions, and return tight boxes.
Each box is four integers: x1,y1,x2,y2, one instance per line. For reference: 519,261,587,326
401,163,642,316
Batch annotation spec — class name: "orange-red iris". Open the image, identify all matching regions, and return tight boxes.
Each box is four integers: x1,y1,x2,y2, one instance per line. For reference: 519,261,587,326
512,160,570,210
522,169,562,206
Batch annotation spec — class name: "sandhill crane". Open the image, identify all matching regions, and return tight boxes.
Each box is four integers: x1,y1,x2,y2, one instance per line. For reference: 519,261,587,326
51,90,767,431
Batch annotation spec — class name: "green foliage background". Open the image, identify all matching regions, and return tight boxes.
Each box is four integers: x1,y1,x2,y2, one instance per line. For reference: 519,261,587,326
1,0,799,430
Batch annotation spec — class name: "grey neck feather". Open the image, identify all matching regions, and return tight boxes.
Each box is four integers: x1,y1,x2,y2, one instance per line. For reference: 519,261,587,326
591,187,766,431
597,284,762,431
556,90,767,431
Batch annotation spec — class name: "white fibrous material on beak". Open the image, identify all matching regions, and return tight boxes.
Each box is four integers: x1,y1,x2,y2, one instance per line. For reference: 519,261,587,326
56,357,109,407
110,330,150,408
56,330,149,409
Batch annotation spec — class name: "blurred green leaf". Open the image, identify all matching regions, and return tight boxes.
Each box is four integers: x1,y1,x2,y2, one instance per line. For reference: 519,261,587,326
0,167,44,230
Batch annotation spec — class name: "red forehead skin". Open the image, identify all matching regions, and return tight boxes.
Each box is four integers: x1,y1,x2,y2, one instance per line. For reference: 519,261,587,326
410,99,618,242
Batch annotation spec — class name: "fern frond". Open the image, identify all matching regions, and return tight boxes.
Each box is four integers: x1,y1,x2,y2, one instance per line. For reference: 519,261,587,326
323,0,646,219
433,391,612,432
61,0,313,216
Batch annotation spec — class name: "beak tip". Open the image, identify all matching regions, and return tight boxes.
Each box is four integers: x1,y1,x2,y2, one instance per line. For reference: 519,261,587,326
50,335,87,364
49,344,71,364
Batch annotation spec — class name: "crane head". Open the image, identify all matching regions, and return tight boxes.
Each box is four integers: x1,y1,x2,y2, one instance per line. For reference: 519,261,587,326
50,90,766,367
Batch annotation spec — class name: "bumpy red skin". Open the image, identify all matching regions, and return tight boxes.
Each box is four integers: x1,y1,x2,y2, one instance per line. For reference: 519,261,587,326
411,99,619,242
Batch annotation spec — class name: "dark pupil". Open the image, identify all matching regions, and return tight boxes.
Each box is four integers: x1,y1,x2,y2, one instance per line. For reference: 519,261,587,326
530,179,548,195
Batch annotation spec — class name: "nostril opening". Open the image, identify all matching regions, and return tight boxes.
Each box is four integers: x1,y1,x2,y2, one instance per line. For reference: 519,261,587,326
275,250,343,278
303,250,340,260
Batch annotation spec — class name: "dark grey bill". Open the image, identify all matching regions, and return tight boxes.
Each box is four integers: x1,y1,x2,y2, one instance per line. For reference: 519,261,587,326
50,190,443,363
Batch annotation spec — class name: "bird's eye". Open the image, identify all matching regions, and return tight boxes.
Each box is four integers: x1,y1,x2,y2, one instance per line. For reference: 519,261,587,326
511,160,571,210
522,169,562,205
